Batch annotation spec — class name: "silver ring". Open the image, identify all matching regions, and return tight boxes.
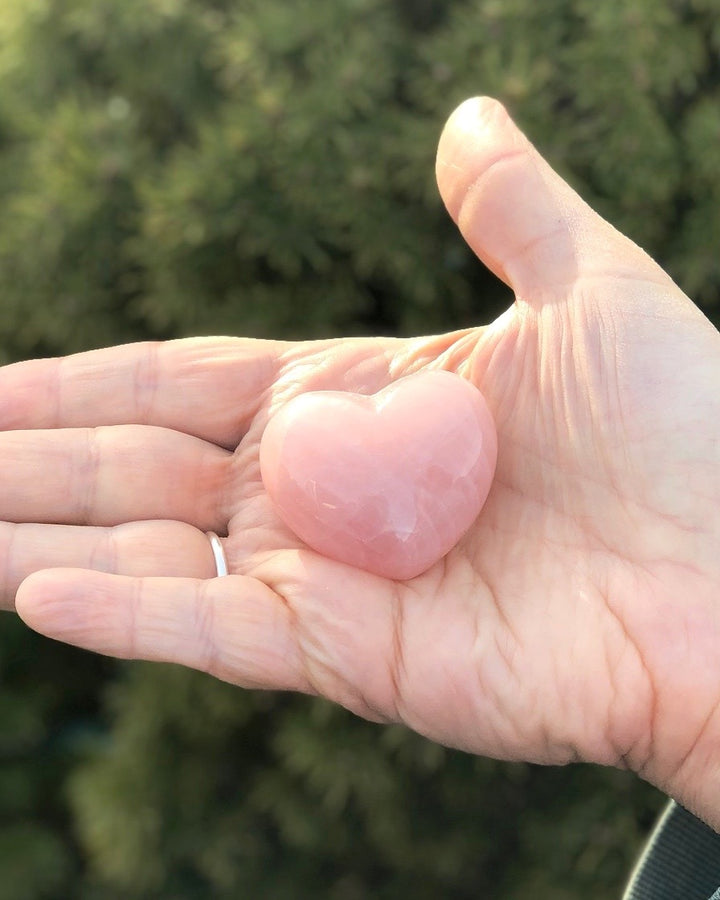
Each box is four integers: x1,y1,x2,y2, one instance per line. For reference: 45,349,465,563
206,531,228,577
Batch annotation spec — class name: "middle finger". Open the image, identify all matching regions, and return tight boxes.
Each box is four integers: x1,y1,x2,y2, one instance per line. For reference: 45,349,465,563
0,425,232,531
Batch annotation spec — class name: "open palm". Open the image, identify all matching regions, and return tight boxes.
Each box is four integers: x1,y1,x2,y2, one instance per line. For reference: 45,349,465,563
11,98,720,825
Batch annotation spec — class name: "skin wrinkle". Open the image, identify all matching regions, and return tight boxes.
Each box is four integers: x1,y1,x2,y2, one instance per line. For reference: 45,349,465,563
601,582,657,776
90,527,116,575
569,310,597,454
323,659,393,725
490,627,520,697
467,553,530,754
574,270,675,295
470,335,524,428
232,509,281,562
106,527,121,575
657,697,720,799
266,561,397,723
80,427,103,527
627,563,720,788
492,438,589,529
389,330,479,381
270,353,333,409
175,341,272,450
2,523,17,606
589,308,635,473
597,588,643,763
565,302,630,492
190,439,231,531
510,253,680,306
194,580,220,681
260,567,322,703
226,457,272,553
585,305,618,445
472,553,519,658
395,556,462,737
558,308,597,460
272,580,323,697
126,575,142,662
501,418,664,768
592,488,713,568
502,319,541,424
51,355,66,430
386,581,408,724
548,307,572,457
195,445,232,533
545,621,573,762
601,619,652,770
132,341,161,427
503,222,571,280
451,147,529,226
473,474,652,768
273,340,396,407
212,453,235,535
495,415,702,566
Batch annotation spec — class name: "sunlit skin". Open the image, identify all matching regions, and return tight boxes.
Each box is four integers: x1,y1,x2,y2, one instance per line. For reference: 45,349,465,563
2,98,720,827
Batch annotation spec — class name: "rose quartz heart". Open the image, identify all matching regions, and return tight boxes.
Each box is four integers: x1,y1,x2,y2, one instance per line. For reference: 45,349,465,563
259,370,497,580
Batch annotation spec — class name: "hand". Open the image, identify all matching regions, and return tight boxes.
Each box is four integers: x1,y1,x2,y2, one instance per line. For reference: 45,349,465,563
8,98,720,827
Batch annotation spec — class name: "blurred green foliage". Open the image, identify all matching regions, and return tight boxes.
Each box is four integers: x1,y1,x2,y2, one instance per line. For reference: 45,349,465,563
1,0,718,895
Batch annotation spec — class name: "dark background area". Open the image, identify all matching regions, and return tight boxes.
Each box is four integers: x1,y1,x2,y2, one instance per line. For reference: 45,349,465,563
1,0,719,896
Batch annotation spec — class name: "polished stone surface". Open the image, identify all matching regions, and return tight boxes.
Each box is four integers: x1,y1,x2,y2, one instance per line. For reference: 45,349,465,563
260,371,497,580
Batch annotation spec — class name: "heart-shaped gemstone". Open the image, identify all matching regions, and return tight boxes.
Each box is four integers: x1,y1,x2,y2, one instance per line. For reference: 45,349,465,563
259,370,497,580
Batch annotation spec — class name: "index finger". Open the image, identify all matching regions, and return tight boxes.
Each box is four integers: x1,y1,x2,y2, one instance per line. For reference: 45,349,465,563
0,337,281,449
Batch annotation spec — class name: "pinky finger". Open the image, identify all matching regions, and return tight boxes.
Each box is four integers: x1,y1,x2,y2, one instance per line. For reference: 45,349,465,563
15,570,309,694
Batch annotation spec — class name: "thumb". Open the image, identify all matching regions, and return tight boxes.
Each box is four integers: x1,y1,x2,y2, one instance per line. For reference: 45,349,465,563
435,97,673,305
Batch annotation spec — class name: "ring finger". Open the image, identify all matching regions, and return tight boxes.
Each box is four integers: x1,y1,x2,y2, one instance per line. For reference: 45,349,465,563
0,520,222,609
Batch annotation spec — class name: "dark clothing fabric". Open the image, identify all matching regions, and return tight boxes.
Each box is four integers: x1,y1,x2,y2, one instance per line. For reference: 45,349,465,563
623,802,720,900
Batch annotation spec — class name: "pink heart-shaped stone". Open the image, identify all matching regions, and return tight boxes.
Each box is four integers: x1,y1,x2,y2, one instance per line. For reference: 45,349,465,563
259,370,497,580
